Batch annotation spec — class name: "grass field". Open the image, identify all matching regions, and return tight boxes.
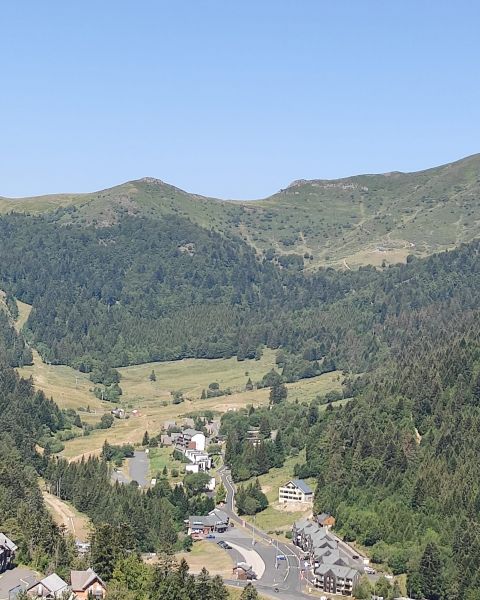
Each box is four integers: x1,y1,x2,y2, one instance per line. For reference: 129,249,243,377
148,446,185,482
175,540,233,577
242,452,315,534
227,587,270,600
16,325,343,460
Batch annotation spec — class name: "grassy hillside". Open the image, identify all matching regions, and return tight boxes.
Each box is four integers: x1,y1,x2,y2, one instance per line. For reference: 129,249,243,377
1,153,479,267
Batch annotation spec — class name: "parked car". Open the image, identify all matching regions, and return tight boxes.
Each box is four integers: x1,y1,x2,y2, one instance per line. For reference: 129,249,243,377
364,566,376,574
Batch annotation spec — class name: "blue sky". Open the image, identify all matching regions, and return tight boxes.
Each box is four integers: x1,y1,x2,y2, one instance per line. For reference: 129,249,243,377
1,1,479,199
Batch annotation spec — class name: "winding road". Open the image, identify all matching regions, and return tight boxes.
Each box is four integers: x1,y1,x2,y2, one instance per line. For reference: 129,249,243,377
217,465,315,599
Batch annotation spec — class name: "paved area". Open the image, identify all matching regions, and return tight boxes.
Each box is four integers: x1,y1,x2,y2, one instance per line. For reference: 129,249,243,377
111,450,149,488
0,567,37,600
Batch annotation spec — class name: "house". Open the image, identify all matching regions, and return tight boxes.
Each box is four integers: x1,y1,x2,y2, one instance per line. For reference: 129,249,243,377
0,533,17,573
314,564,359,596
232,562,256,580
175,429,206,453
246,428,261,447
26,573,70,598
184,449,211,470
163,420,177,430
70,568,106,599
317,512,336,529
278,479,313,504
110,407,125,419
205,421,220,437
186,509,229,538
160,434,173,447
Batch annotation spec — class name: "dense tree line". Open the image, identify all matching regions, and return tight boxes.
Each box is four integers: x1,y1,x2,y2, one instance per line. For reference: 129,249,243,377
299,307,480,599
0,317,72,572
0,213,479,383
44,454,214,553
0,307,32,367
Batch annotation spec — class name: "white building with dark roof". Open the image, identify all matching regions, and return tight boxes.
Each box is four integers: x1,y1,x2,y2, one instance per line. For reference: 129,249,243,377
278,479,313,503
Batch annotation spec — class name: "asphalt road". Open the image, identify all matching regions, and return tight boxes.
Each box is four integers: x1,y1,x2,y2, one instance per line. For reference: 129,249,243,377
111,450,149,488
217,465,315,598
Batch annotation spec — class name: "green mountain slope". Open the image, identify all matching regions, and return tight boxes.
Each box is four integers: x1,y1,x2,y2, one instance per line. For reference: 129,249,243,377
1,153,479,267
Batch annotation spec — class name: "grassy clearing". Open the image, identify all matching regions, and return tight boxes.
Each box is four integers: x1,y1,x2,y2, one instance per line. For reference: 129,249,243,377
242,452,315,534
227,587,270,600
175,540,233,577
15,299,33,331
148,447,184,483
13,303,343,460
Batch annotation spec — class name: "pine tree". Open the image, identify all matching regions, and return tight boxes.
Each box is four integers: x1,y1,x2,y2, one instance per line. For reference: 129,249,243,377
420,542,443,600
142,431,150,446
150,370,157,382
240,583,259,599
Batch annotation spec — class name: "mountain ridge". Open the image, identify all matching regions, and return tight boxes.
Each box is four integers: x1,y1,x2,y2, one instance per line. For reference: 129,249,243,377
1,152,479,268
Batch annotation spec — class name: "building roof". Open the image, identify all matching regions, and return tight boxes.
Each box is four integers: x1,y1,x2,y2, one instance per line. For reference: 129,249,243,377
0,533,18,552
30,573,69,594
210,508,229,523
235,562,252,571
290,479,313,494
317,511,334,523
183,428,203,438
189,515,217,528
315,563,358,579
70,568,105,591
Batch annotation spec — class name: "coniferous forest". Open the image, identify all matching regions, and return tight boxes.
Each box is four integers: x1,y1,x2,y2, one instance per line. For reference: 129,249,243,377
0,205,480,598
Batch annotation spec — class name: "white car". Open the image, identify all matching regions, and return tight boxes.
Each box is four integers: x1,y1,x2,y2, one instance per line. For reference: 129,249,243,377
364,566,376,574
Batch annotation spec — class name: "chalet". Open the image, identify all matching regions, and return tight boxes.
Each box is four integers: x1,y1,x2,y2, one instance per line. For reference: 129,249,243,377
0,533,17,573
317,512,336,529
314,563,359,596
187,509,229,538
160,434,173,447
278,479,313,504
26,573,70,598
70,568,106,599
232,562,256,580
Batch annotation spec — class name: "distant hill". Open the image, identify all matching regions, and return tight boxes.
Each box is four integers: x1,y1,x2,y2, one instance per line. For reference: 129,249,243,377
1,153,479,267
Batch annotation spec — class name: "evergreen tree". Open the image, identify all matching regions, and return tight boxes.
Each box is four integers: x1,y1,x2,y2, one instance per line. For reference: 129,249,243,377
240,583,259,600
419,542,443,600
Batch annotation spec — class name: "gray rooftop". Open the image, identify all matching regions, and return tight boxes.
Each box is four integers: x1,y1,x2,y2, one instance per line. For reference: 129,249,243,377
291,479,313,494
0,533,17,552
70,568,105,592
315,563,358,579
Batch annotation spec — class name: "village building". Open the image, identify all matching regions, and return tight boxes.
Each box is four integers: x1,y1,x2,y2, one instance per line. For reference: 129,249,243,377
292,518,360,596
175,429,206,453
184,448,211,470
317,512,336,529
0,533,17,573
26,573,70,598
314,564,359,596
186,509,229,538
70,568,106,599
278,479,314,504
232,562,256,580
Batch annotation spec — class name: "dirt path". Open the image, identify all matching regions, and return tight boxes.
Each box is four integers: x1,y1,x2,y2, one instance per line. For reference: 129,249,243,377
42,490,90,542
